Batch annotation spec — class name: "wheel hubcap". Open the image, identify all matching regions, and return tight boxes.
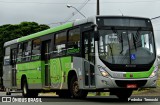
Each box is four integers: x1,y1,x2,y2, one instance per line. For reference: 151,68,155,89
23,84,27,95
73,81,79,95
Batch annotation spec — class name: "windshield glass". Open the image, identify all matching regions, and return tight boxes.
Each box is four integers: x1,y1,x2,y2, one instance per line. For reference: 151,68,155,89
98,29,155,64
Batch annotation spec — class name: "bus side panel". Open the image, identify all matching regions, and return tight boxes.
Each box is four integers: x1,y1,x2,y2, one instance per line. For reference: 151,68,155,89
16,61,43,89
73,57,84,89
50,56,72,89
50,58,62,89
60,56,72,89
3,65,12,88
73,57,96,89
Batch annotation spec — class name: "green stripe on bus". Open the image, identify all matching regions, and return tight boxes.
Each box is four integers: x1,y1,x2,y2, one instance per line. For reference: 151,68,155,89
126,66,154,78
16,61,45,84
17,22,73,42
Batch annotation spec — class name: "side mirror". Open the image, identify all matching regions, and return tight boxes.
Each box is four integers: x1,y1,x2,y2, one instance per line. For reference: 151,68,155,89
94,31,99,41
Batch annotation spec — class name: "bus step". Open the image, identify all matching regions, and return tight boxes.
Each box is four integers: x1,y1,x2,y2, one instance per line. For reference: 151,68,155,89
10,90,22,93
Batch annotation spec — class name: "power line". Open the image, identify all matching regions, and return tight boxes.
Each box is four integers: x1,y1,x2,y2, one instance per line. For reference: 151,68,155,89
64,0,90,23
66,0,90,22
47,0,91,26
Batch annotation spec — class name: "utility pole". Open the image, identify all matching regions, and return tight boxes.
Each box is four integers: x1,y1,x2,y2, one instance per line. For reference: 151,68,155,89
97,0,100,15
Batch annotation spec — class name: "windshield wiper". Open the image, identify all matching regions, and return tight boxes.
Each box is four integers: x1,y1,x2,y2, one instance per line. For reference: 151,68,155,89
132,33,137,51
132,27,141,50
120,33,124,54
107,44,115,64
135,27,141,40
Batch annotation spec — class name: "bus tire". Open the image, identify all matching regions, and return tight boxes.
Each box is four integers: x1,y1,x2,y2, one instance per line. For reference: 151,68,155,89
22,79,38,97
22,78,31,97
22,79,29,97
70,76,88,98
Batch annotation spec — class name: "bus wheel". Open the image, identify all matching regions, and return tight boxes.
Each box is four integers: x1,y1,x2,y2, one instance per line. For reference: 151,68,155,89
22,79,38,97
112,89,133,100
70,76,88,98
22,79,30,97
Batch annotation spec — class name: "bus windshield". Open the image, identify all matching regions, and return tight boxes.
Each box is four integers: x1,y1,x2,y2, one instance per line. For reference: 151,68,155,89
98,29,156,64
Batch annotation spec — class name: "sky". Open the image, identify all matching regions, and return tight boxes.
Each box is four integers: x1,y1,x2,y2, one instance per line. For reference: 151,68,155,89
1,0,160,54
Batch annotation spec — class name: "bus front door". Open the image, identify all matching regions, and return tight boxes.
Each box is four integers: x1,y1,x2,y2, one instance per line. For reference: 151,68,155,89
42,40,51,87
83,31,95,88
11,48,17,87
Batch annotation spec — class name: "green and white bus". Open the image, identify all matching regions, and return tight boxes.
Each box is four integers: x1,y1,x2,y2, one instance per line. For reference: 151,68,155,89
3,15,159,99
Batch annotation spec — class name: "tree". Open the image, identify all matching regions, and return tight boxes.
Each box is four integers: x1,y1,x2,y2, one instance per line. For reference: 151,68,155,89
0,22,50,86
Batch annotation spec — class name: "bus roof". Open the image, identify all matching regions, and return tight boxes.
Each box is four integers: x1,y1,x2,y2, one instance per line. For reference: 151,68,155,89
4,15,151,47
17,22,73,42
96,15,150,20
4,16,95,47
17,16,96,43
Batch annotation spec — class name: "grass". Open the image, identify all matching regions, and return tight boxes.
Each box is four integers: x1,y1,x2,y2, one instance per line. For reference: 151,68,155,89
39,92,57,96
87,92,109,96
132,69,160,96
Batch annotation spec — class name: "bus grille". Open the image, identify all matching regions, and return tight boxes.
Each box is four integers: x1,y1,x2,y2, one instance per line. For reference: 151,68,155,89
115,80,147,88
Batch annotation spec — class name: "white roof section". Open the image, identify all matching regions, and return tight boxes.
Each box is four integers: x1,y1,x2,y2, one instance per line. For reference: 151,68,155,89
73,16,96,26
4,39,18,47
72,15,150,27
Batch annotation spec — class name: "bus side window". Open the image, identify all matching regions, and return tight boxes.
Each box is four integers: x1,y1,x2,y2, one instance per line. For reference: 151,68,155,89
17,43,23,63
53,32,66,56
23,41,31,62
67,28,80,55
4,47,11,65
32,39,41,60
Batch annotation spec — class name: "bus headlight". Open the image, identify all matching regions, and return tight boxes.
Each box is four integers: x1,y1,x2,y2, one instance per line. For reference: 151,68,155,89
98,67,110,77
150,66,158,78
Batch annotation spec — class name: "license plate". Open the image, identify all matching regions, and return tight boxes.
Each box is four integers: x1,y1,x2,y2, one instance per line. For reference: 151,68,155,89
127,84,137,88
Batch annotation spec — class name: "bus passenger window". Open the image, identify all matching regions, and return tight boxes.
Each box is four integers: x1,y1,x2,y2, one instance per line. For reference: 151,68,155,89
4,47,10,65
32,39,41,60
53,32,66,56
67,28,80,54
17,44,23,63
23,41,31,62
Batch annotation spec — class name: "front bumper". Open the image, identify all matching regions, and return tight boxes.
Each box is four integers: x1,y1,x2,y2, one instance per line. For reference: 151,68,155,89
95,74,158,89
